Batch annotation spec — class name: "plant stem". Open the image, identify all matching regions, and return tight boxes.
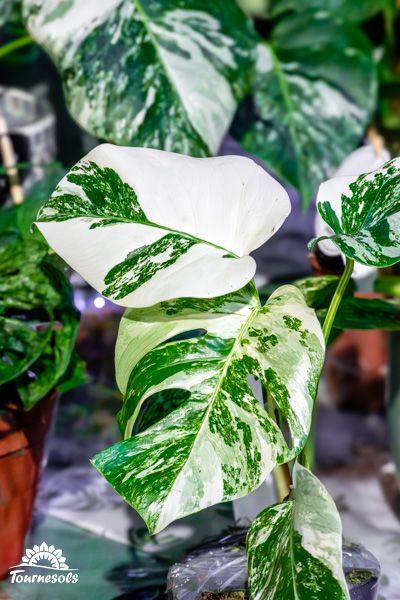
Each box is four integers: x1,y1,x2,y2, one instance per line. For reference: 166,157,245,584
262,384,292,500
300,257,354,470
0,35,33,59
322,257,354,344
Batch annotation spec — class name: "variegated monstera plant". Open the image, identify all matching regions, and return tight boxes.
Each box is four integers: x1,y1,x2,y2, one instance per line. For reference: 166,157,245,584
36,145,400,599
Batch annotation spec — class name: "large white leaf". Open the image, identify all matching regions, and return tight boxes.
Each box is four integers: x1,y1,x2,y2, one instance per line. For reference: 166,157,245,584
36,144,290,307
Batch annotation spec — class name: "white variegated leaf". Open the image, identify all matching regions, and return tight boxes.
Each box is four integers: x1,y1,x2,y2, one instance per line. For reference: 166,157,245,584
91,285,324,534
310,157,400,268
315,145,390,280
247,462,350,600
36,144,290,307
22,0,258,155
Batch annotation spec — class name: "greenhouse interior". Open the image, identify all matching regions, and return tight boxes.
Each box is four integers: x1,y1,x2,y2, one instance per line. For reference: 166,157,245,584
1,1,400,599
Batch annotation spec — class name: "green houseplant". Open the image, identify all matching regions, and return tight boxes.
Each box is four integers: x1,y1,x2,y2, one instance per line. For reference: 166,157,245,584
0,176,82,578
34,143,400,598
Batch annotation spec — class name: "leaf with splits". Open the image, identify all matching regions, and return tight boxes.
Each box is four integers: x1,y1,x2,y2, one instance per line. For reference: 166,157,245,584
92,284,324,534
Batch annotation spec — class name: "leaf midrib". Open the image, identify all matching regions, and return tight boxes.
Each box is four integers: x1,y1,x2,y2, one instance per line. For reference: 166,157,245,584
150,300,261,530
265,41,308,204
42,210,240,259
131,0,210,153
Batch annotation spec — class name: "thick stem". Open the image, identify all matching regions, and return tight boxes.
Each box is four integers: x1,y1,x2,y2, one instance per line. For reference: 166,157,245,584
262,385,292,500
300,257,354,470
0,35,33,59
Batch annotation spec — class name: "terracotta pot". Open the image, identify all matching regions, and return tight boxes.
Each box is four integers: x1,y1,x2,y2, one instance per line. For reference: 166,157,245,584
0,390,56,580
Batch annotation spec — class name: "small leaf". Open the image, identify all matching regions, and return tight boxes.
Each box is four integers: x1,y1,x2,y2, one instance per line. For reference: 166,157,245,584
92,284,324,534
310,158,400,267
23,0,258,155
247,462,350,600
233,15,376,209
36,145,290,307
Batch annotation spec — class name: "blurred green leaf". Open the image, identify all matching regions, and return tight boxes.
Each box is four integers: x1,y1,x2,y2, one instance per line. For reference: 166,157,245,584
234,14,376,209
267,0,396,22
295,275,400,331
17,164,65,242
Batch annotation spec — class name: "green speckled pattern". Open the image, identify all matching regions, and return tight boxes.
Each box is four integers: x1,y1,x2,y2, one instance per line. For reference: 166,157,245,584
247,462,350,600
311,157,400,267
234,14,376,209
22,0,258,154
91,285,324,534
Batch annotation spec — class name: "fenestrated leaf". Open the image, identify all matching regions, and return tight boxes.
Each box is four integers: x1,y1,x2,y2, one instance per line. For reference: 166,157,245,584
247,462,349,600
36,144,290,308
233,14,376,209
267,0,395,22
92,284,324,534
22,0,258,155
310,158,400,267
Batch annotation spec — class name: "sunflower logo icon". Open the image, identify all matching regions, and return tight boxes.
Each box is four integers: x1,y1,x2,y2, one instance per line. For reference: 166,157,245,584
17,543,70,570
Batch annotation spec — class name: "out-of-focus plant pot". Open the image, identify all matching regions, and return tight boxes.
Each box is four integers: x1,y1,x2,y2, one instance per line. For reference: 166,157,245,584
165,530,380,600
0,390,56,580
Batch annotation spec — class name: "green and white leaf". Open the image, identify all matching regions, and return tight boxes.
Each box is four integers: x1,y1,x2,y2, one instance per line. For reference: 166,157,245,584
233,14,376,209
92,284,324,534
310,157,400,267
247,462,349,600
22,0,258,155
36,144,290,308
